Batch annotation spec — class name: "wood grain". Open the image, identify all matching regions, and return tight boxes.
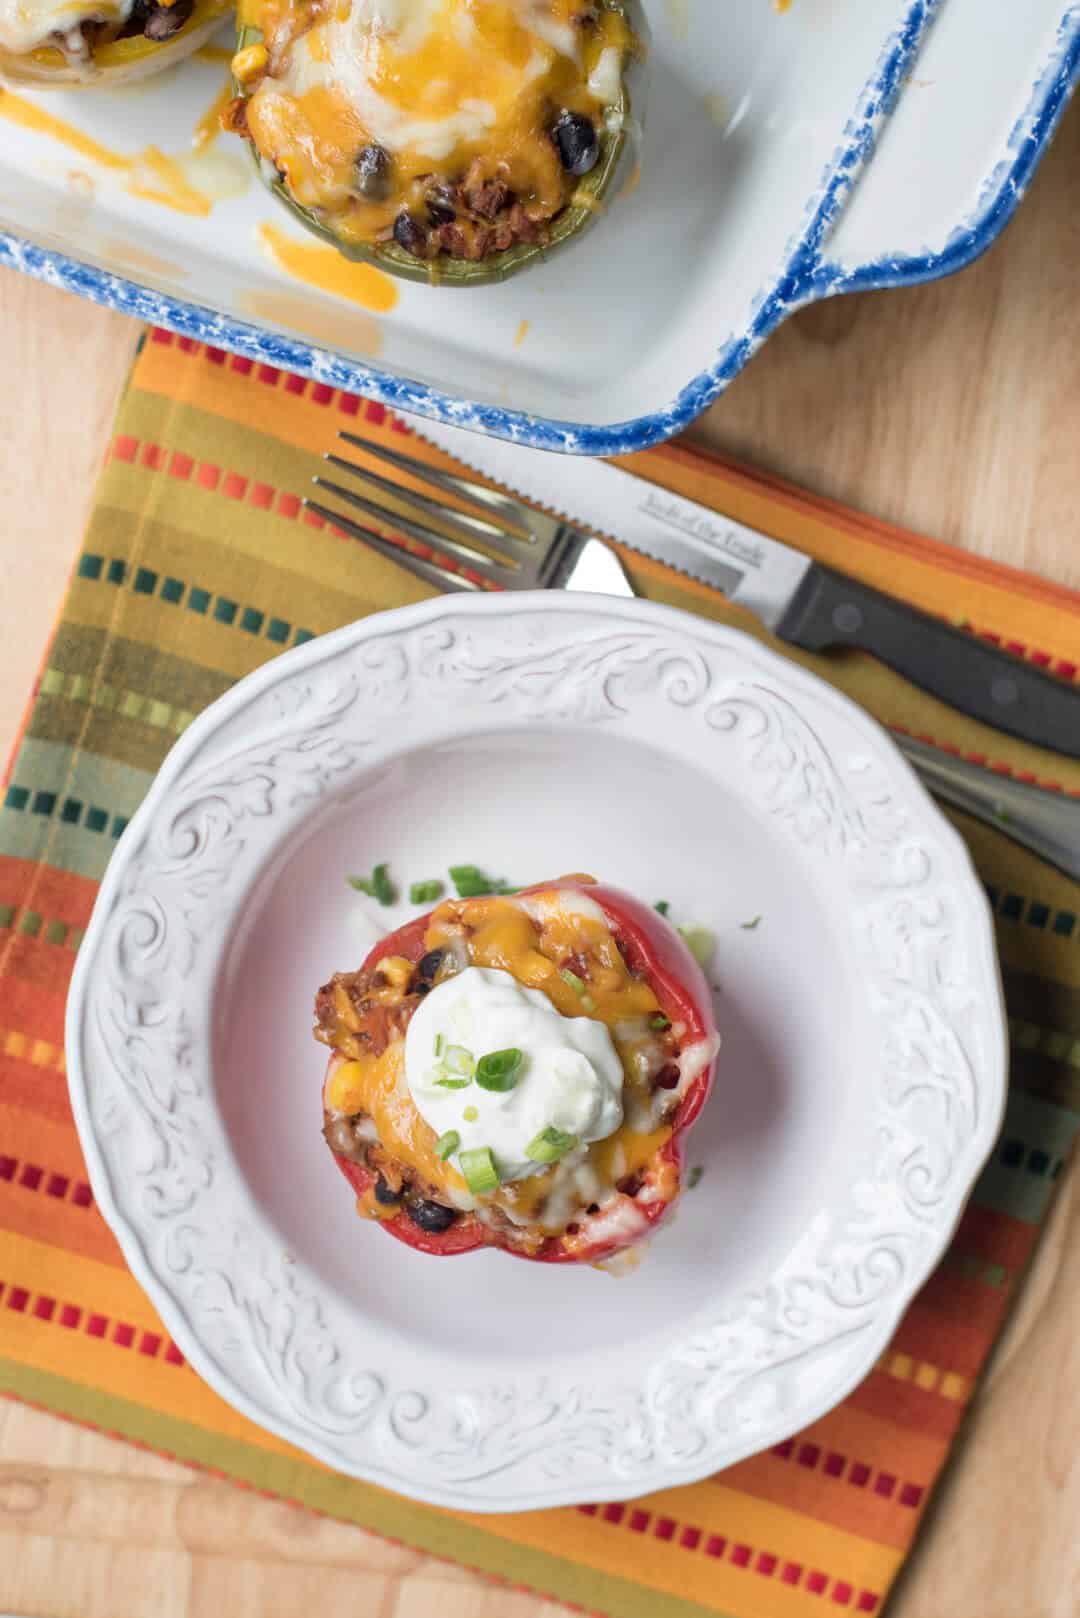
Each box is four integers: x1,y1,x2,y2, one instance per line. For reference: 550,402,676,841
4,90,1080,1618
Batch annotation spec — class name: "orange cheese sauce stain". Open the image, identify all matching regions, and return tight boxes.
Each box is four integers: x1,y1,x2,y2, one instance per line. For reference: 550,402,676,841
192,77,234,153
513,318,529,348
194,43,235,63
0,87,218,216
257,222,399,314
0,88,127,170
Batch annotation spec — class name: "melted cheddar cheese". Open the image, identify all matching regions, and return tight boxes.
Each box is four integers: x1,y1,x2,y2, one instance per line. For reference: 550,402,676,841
323,887,687,1240
236,0,632,250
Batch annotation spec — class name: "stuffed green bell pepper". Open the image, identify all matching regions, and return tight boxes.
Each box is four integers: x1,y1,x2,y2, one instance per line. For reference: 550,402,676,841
225,0,642,285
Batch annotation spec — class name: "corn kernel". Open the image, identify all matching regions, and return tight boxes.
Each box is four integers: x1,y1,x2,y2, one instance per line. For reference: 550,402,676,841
376,954,414,991
231,43,268,84
326,1060,365,1113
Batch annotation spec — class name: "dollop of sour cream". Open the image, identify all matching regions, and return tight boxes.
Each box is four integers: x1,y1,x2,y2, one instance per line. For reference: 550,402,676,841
404,966,624,1183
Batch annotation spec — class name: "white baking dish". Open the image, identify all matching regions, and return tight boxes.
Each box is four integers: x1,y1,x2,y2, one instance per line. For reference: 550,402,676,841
1,0,1077,453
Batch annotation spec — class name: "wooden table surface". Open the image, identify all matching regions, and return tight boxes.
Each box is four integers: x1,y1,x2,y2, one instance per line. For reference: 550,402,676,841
4,92,1080,1618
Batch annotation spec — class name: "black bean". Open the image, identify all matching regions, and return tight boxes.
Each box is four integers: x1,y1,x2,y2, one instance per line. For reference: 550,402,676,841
373,1177,402,1206
552,111,600,177
415,949,445,986
406,1198,458,1233
654,1063,681,1091
141,0,193,41
393,211,429,257
426,184,458,226
120,0,150,34
354,143,392,201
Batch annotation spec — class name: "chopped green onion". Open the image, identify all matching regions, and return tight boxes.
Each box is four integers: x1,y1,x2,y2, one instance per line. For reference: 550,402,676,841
580,992,597,1013
475,1048,525,1092
347,862,394,905
526,1126,578,1164
651,1014,671,1031
434,1076,471,1090
678,925,715,968
410,878,444,905
740,916,762,931
459,1146,499,1194
463,1105,479,1122
449,864,517,898
435,1130,460,1160
444,1044,475,1078
687,1165,704,1190
433,1033,444,1058
560,968,586,994
654,900,670,917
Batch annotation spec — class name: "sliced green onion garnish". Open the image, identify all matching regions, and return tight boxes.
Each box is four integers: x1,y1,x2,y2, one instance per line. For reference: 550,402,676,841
580,993,596,1013
740,915,762,931
687,1165,704,1190
434,1076,471,1090
463,1105,479,1122
459,1146,499,1194
347,862,394,905
448,864,517,898
444,1044,475,1077
654,900,670,917
435,1130,460,1160
526,1126,578,1164
475,1048,524,1092
410,878,444,905
651,1014,671,1031
678,925,715,968
434,1033,444,1058
560,968,586,994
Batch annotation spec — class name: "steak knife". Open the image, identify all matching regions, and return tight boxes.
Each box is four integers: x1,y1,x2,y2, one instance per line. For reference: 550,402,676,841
413,419,1080,760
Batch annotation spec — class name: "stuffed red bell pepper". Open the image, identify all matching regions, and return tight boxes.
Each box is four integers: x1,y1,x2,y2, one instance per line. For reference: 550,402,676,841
315,876,719,1265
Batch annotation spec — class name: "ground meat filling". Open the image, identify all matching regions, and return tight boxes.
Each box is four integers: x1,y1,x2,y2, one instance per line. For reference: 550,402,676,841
316,921,686,1244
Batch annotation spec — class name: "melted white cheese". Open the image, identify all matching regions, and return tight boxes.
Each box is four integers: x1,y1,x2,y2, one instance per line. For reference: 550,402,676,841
0,0,130,54
261,0,601,163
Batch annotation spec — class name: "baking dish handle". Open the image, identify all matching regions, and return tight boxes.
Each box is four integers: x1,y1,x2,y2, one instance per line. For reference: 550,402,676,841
815,1,1080,295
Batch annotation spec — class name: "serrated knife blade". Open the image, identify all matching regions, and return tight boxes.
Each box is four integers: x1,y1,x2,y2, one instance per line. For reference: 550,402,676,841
410,418,811,626
407,416,1080,761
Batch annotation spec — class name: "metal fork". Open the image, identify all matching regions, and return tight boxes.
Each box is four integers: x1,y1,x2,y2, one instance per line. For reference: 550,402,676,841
307,433,1080,884
306,432,635,597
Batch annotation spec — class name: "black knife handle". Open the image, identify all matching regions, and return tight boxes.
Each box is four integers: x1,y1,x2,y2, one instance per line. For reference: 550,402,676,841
776,565,1080,760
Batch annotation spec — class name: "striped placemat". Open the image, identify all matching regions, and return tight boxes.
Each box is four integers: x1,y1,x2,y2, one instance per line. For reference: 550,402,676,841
2,327,1079,1618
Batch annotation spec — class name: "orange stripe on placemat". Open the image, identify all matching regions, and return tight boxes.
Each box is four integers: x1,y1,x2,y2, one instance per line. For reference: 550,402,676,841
0,973,68,1050
953,1202,1041,1266
0,858,99,925
475,1485,899,1615
718,1414,947,1551
850,1368,967,1440
886,1300,1002,1381
133,334,391,460
0,1059,72,1126
0,1273,185,1366
0,1159,127,1272
912,1265,1014,1337
0,1106,96,1187
0,931,77,996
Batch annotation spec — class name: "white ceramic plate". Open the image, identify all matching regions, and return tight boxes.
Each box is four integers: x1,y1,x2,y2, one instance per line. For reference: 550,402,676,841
2,2,1078,453
67,595,1007,1510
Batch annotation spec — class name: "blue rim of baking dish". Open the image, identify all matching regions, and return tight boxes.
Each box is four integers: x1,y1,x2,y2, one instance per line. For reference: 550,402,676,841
2,1,1079,456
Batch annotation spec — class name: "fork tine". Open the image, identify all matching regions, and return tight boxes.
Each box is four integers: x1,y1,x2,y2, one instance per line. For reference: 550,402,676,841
324,452,519,549
338,433,532,532
303,500,486,593
313,475,512,578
